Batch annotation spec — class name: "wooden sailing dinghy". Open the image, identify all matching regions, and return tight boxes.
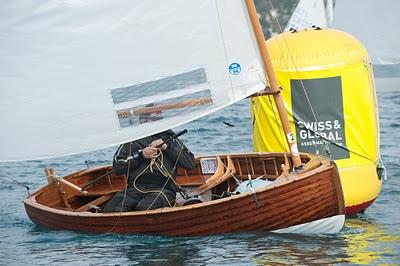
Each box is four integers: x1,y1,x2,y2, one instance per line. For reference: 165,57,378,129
24,153,345,235
1,0,345,235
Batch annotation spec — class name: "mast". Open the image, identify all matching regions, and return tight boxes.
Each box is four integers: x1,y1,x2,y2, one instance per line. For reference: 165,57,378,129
245,0,302,168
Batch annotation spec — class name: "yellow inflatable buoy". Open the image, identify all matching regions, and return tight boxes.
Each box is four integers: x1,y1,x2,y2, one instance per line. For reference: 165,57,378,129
252,28,382,216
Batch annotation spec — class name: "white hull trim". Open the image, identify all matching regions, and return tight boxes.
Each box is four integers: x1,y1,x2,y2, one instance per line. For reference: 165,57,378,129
272,215,345,234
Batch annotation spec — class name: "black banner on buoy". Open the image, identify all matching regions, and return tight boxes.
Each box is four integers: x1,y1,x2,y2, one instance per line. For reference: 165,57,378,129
291,76,350,160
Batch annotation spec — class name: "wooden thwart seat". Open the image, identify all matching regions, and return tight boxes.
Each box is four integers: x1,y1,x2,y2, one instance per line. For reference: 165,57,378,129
75,192,116,212
189,156,236,197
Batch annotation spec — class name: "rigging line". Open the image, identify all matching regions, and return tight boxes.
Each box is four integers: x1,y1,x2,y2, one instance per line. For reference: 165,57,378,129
167,140,197,198
292,112,375,162
144,133,186,198
194,128,235,178
366,57,382,158
107,142,132,234
145,147,183,210
0,169,30,190
214,0,236,99
267,95,288,151
0,160,87,193
251,84,273,147
340,35,381,158
51,160,88,174
29,160,88,189
136,153,173,209
26,176,48,191
193,127,239,182
254,0,295,152
243,147,252,177
132,150,175,210
131,137,187,210
262,0,316,117
261,0,330,156
248,2,276,135
247,38,288,152
119,142,132,211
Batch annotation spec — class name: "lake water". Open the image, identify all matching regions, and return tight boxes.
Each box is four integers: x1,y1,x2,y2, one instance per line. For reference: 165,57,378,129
0,83,399,265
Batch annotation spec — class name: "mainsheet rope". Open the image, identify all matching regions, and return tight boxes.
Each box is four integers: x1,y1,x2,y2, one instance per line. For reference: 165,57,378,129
119,139,186,211
107,140,185,232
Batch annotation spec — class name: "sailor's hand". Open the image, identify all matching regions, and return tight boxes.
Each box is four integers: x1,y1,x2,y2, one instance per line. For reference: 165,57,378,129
142,147,159,159
150,138,167,151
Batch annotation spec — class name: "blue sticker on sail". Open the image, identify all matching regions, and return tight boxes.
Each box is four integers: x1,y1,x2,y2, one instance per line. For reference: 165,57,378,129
228,63,241,75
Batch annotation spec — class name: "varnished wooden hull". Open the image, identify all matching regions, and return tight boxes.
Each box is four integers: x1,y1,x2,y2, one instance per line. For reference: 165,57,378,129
23,152,345,235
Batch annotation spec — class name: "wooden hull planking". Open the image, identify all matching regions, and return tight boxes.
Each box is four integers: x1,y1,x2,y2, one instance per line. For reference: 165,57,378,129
23,153,345,235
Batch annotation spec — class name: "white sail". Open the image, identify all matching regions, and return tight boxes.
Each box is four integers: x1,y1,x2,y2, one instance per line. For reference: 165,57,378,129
285,0,334,31
332,0,400,78
0,0,266,161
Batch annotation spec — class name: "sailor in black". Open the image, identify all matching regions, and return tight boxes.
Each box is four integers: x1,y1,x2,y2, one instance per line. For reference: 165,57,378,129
103,129,195,212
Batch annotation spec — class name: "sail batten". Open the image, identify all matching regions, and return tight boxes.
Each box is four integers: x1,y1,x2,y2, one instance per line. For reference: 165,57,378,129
0,0,265,161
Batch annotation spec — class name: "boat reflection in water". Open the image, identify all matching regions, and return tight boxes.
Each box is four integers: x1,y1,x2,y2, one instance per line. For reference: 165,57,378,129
248,217,399,265
343,218,400,265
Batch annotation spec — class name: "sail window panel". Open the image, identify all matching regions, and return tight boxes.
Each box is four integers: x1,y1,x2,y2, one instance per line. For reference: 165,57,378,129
117,89,213,128
111,68,207,104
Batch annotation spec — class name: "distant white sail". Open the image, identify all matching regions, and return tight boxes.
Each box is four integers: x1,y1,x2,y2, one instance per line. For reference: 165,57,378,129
285,0,334,31
332,0,400,78
0,0,266,161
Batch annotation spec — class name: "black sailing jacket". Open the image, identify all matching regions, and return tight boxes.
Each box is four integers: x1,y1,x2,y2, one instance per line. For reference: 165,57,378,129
112,130,195,192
